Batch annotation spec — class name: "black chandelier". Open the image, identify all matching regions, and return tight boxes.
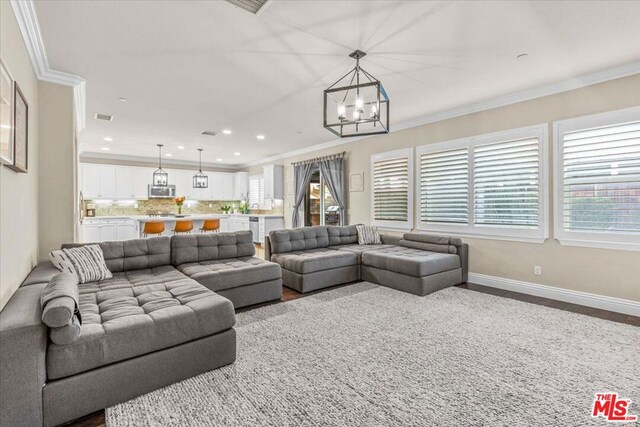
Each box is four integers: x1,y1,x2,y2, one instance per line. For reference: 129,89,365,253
193,148,208,188
323,50,390,138
152,144,168,186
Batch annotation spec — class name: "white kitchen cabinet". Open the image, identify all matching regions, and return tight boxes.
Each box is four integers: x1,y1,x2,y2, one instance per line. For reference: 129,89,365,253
82,224,102,242
222,173,235,200
116,222,137,240
219,217,230,232
233,172,249,200
257,216,285,244
263,165,284,200
99,166,117,199
132,167,152,199
228,215,250,232
115,167,134,199
81,164,100,199
82,218,138,242
209,172,223,200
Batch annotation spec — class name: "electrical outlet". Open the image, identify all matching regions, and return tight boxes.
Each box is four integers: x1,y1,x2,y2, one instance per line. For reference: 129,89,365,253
134,203,138,209
534,265,542,276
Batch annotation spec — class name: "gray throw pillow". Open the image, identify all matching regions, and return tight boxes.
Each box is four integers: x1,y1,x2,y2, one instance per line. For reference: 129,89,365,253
356,225,381,245
60,244,112,284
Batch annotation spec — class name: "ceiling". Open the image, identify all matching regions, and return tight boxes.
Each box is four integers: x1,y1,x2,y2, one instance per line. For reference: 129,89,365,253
34,0,640,167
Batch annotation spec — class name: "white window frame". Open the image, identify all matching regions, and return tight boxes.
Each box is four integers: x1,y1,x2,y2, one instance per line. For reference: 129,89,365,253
416,124,549,243
553,106,640,251
370,148,414,231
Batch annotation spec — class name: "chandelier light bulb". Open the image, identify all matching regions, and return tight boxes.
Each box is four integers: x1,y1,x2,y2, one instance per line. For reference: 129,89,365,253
352,109,360,121
371,102,378,119
337,102,346,120
355,94,364,113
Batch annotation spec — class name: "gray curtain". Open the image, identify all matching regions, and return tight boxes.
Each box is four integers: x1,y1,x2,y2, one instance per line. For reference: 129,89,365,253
292,163,315,228
318,156,346,226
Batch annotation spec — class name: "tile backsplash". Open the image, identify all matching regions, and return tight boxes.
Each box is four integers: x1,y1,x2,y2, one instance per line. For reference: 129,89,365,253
86,199,284,216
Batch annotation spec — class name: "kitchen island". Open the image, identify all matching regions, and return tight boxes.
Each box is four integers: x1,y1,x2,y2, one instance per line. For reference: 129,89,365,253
81,214,285,243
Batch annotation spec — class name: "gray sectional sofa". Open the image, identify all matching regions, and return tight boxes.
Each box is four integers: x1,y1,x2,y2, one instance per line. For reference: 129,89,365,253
0,231,282,427
267,225,468,296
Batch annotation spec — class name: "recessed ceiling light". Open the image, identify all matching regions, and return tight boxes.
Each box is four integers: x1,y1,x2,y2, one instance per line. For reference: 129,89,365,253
177,145,185,150
165,153,172,157
101,147,110,151
233,152,241,156
119,97,128,102
103,137,113,142
222,129,232,135
256,135,265,140
216,158,223,162
516,53,528,59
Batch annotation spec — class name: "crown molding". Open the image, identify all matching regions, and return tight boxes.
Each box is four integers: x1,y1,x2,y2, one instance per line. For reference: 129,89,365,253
241,60,640,168
10,0,86,131
79,152,241,171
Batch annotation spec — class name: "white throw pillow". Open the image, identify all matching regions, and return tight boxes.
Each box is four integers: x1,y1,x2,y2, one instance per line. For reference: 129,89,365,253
51,245,112,284
49,250,78,277
356,225,381,245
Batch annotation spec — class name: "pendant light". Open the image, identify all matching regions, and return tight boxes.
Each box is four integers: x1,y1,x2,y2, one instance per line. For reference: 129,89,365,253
193,148,208,188
152,144,168,186
323,50,389,138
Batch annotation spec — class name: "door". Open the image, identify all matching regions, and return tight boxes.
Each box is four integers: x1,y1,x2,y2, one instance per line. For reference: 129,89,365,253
304,169,341,226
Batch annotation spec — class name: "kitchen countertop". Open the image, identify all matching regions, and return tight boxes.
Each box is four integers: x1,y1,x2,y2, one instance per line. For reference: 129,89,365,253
85,214,284,221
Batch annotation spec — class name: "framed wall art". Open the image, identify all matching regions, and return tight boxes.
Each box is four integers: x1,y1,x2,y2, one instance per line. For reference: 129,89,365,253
0,59,13,165
9,82,28,173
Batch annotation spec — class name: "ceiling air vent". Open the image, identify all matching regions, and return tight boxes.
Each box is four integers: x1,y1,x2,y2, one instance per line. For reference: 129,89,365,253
200,130,219,137
94,113,113,121
225,0,270,15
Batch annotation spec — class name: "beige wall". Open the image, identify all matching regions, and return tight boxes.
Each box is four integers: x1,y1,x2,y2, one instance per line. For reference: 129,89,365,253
249,74,640,302
0,0,40,310
38,81,75,260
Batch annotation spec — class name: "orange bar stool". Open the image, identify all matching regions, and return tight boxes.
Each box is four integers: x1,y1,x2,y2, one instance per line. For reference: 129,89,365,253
173,220,194,234
143,221,165,237
200,219,220,233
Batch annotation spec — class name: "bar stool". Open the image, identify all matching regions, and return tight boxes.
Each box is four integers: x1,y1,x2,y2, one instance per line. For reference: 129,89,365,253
142,221,165,237
173,220,194,234
200,219,220,233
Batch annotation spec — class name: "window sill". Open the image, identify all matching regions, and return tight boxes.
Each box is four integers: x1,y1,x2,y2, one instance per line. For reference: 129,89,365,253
556,238,640,252
415,227,547,244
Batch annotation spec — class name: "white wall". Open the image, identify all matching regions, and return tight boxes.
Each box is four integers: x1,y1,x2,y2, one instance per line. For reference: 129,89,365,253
248,74,640,303
0,0,40,310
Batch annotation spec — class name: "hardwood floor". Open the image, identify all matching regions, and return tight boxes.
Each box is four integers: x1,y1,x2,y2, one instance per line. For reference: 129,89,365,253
63,280,638,427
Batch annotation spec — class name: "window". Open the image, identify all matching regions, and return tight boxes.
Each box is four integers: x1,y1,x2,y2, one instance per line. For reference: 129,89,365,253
417,124,548,242
249,175,269,209
554,107,640,251
371,148,414,229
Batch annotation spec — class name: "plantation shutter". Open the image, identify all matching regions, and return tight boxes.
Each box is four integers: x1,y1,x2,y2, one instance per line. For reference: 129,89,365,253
473,137,540,228
562,120,640,232
420,148,469,224
373,156,409,222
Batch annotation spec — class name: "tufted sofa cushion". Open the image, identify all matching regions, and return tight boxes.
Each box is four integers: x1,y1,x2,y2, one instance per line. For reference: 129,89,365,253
327,225,359,246
177,257,281,292
46,266,235,380
362,246,460,277
171,231,255,265
62,237,171,273
332,244,396,262
271,248,357,274
269,227,329,254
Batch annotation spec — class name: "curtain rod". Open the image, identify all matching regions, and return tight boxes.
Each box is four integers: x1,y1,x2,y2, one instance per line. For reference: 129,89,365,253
292,151,346,166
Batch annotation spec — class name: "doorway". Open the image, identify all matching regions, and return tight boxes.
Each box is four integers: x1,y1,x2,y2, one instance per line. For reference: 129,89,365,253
303,169,341,226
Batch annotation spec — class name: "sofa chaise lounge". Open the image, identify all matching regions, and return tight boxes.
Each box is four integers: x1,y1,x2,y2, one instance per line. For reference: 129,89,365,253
0,231,282,427
266,225,468,296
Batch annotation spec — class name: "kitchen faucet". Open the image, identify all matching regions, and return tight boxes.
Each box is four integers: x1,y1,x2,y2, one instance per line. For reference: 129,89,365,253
251,203,260,209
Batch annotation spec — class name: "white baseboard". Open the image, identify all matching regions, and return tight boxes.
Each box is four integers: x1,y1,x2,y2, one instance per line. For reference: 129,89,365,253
466,273,640,317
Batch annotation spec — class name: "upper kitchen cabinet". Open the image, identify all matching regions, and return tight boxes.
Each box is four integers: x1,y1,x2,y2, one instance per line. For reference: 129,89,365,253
81,164,116,199
209,172,236,200
263,165,284,200
234,172,249,200
115,166,150,199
